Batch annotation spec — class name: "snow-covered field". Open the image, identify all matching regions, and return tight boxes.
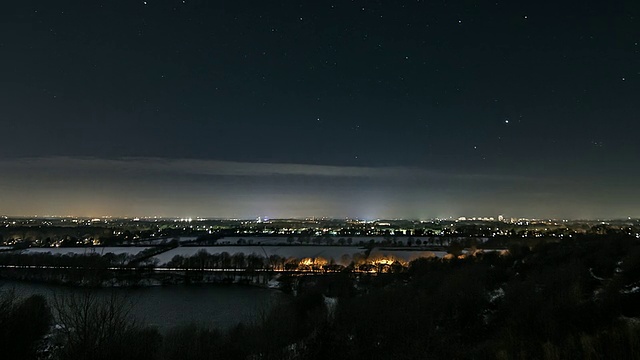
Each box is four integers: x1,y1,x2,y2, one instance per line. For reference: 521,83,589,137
218,237,291,245
137,236,198,245
20,247,151,256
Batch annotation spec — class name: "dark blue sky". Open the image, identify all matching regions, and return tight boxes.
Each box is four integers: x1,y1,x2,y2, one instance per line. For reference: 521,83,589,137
1,0,639,219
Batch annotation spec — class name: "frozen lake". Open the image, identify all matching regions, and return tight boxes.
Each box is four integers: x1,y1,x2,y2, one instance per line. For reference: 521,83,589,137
1,280,286,332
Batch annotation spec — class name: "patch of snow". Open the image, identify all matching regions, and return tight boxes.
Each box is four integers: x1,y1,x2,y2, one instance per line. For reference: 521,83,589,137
220,237,290,245
267,279,282,289
592,288,605,301
621,285,640,294
620,316,640,325
487,288,505,303
589,268,606,281
324,295,338,319
481,308,496,325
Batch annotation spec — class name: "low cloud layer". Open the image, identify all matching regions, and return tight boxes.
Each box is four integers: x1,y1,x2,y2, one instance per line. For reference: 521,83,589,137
0,156,523,181
0,157,637,219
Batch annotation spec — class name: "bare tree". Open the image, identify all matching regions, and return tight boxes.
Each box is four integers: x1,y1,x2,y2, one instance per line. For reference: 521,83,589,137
51,290,159,360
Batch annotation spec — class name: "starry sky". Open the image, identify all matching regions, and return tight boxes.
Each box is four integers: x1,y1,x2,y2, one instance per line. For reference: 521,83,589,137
1,0,639,219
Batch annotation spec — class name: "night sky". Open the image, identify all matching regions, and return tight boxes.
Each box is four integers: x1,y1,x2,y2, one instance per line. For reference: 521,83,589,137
1,0,639,219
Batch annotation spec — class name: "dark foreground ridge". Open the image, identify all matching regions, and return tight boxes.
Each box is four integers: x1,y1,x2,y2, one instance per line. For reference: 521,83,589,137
1,233,640,359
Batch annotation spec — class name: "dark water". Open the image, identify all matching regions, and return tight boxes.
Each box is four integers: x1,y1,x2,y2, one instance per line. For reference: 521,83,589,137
0,281,286,332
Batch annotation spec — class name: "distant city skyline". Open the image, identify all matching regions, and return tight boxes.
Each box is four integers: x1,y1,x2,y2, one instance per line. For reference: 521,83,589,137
1,1,638,218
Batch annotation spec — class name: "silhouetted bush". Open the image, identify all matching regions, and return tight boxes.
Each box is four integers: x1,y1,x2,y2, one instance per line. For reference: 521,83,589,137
0,291,52,360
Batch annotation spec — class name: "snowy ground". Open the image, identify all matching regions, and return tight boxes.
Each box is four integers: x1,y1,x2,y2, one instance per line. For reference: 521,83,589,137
218,237,291,245
20,247,152,256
